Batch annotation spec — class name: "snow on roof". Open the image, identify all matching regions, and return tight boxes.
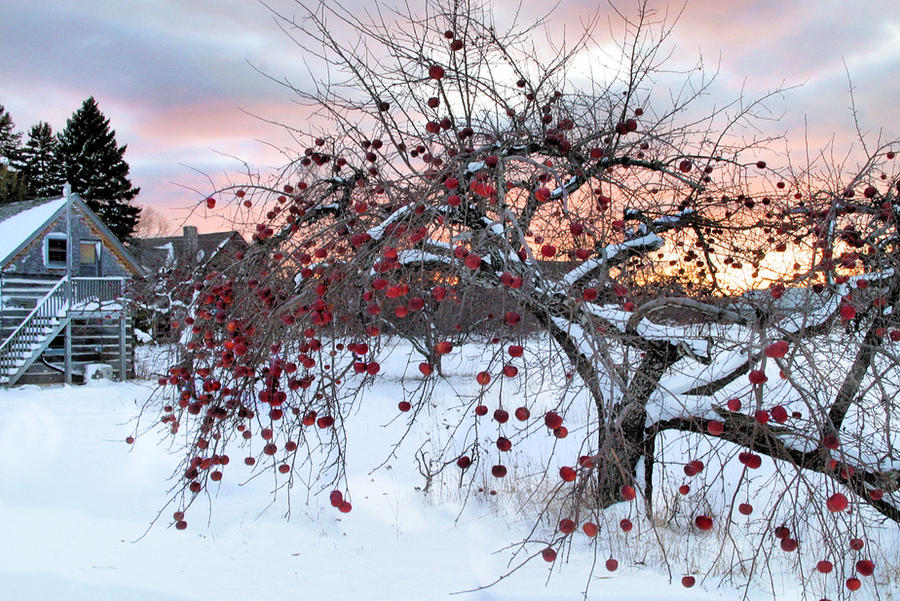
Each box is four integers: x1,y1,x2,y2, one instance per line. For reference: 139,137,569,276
0,197,66,265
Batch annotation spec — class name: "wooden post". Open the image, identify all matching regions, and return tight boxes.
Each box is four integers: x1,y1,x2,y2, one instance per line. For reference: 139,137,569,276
64,320,72,384
64,183,73,385
118,312,127,382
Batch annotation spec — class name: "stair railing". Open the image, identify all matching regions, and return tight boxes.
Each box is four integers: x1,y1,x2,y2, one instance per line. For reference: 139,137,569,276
0,276,70,376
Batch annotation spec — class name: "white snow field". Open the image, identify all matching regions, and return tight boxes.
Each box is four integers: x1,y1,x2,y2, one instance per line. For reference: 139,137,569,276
0,342,893,601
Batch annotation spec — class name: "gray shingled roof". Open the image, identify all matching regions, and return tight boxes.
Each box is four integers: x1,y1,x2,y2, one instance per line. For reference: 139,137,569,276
130,230,248,272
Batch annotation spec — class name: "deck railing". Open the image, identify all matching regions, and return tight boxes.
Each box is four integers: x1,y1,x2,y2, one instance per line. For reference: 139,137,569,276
71,277,125,308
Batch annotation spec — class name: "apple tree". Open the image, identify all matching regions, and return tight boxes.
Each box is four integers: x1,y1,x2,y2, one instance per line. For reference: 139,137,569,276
140,0,900,597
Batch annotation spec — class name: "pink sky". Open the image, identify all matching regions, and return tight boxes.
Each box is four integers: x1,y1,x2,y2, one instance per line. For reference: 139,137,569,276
2,0,898,233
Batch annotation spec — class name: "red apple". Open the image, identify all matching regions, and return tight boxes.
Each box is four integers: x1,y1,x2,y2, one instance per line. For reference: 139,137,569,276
544,411,563,429
695,515,713,531
559,518,576,534
826,493,848,512
771,405,788,423
749,370,768,385
780,538,798,552
764,340,788,358
435,341,453,354
856,559,874,576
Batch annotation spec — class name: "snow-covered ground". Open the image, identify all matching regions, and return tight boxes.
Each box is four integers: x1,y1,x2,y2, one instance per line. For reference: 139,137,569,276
0,343,891,601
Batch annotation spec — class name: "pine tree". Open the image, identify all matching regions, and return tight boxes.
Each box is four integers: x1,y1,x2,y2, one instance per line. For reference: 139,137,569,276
0,104,22,163
0,165,27,204
0,104,27,204
57,97,141,240
21,122,64,199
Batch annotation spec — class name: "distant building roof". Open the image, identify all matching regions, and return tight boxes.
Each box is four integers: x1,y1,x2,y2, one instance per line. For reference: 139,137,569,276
130,227,247,274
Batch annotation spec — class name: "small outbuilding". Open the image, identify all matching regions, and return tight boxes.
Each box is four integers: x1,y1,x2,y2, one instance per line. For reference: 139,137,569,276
0,186,144,386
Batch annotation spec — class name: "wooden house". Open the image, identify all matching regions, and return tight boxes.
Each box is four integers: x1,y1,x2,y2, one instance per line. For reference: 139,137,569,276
0,186,144,386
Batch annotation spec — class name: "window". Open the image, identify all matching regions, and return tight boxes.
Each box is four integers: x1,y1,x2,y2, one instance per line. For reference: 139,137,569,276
80,240,99,264
79,240,101,277
45,234,67,267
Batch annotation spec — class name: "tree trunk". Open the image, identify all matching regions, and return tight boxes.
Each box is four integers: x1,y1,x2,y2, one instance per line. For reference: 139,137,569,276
526,293,683,509
593,341,683,508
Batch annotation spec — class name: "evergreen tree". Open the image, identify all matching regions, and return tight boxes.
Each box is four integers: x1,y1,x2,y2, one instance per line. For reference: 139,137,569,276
21,122,64,198
0,104,27,204
57,97,141,240
0,165,27,204
0,104,22,163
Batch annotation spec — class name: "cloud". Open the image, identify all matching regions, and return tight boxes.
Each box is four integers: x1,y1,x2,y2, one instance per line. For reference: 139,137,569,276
0,0,345,129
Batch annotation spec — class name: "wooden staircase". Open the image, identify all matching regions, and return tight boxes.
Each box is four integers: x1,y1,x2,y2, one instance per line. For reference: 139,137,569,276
0,276,127,386
0,277,70,386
